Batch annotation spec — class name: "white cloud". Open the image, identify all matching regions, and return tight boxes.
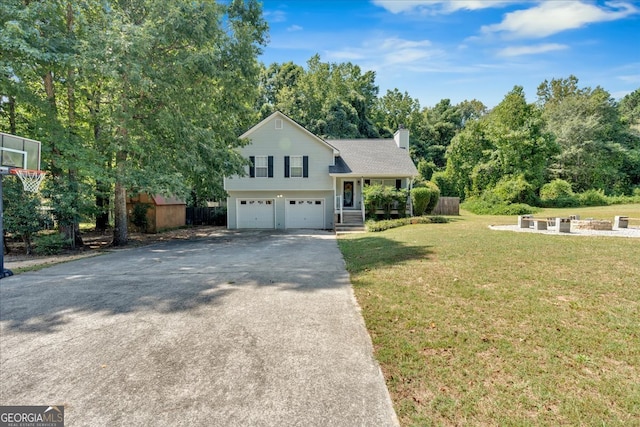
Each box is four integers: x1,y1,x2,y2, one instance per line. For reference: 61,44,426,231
618,74,640,84
498,43,568,57
264,10,287,23
372,0,515,14
324,37,444,70
482,1,639,38
287,25,303,32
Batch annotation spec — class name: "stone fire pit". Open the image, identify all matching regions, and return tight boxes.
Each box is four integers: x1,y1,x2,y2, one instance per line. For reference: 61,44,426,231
571,219,613,231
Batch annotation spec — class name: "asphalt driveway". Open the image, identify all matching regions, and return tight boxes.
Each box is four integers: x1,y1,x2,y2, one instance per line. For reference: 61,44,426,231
0,230,398,426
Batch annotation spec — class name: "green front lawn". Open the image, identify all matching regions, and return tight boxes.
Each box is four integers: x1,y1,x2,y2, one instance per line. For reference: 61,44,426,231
338,205,640,426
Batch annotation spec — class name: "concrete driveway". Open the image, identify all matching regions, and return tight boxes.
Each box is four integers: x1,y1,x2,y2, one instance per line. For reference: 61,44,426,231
0,230,398,426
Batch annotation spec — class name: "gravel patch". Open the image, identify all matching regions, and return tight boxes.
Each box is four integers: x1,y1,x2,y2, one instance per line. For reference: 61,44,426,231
489,224,640,238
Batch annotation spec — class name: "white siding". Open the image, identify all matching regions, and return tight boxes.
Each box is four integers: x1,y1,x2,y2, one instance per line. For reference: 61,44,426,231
224,115,334,192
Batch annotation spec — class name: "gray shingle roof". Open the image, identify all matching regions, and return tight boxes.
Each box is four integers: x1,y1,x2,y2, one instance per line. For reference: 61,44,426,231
328,139,418,177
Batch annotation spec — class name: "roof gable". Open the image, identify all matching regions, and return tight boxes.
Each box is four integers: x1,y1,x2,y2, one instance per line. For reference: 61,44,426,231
241,112,338,154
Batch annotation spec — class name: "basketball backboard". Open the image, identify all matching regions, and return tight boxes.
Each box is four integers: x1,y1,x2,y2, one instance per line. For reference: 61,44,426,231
0,132,42,171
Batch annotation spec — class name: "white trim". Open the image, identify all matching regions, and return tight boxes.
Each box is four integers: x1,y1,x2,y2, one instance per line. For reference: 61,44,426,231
289,155,303,178
0,147,28,169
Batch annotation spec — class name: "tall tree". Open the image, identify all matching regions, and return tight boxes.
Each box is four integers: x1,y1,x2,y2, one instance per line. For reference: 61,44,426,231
444,86,556,198
258,55,380,139
540,78,635,192
103,0,268,245
1,0,99,248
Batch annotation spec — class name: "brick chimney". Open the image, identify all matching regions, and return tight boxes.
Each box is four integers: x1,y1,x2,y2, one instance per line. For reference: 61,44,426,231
394,125,409,150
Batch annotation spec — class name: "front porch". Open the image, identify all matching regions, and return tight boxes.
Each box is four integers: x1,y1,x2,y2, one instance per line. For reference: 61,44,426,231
333,177,413,232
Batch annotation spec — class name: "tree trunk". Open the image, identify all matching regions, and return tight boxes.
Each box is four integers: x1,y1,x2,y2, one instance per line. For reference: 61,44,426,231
113,180,128,246
112,149,128,246
8,96,17,134
95,187,110,232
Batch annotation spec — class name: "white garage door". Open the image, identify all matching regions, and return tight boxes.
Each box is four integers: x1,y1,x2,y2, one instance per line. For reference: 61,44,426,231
237,199,275,229
286,199,325,229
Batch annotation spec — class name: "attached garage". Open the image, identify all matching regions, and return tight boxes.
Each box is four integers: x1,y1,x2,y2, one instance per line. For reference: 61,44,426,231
237,199,275,229
286,199,325,229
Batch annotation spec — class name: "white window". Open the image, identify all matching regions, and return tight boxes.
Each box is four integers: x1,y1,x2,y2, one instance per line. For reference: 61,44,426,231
290,155,303,178
255,156,268,177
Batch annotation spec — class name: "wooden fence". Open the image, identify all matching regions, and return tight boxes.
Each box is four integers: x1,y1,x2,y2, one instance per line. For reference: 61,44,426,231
186,207,227,226
431,197,460,216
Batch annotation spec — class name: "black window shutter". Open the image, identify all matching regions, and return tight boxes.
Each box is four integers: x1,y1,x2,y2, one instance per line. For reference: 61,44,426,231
249,156,255,178
303,156,309,178
284,156,290,178
268,156,274,178
396,179,402,189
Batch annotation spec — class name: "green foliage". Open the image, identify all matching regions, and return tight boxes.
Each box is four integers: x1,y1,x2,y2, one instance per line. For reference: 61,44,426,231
540,77,634,192
417,159,436,181
431,171,458,198
362,184,408,219
577,189,609,207
366,216,449,232
260,55,379,139
131,203,150,232
34,233,71,256
539,179,579,207
423,181,441,214
490,175,537,205
462,194,539,215
411,187,431,216
3,180,44,254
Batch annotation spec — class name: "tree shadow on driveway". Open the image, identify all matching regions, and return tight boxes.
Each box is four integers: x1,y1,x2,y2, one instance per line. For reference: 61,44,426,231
0,231,353,334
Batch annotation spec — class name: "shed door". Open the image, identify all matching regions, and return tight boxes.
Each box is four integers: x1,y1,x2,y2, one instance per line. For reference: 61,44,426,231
286,199,324,229
237,199,275,229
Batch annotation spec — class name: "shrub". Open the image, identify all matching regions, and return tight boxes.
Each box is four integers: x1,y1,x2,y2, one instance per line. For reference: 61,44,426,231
424,181,441,214
431,171,458,197
462,194,539,215
539,179,579,208
411,187,431,216
131,203,150,232
578,189,609,207
3,180,45,254
417,159,436,181
363,184,408,219
366,216,449,232
34,233,72,255
491,175,536,205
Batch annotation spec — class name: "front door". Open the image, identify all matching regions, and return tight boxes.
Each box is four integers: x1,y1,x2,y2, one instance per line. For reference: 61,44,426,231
343,181,354,208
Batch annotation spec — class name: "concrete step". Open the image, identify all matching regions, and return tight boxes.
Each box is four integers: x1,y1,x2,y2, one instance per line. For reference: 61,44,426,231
335,224,366,234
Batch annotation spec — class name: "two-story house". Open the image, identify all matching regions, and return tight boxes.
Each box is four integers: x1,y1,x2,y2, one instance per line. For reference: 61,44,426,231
224,112,418,230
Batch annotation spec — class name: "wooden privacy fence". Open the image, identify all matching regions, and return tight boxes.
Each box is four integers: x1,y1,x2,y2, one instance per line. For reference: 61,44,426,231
431,197,460,216
186,207,227,226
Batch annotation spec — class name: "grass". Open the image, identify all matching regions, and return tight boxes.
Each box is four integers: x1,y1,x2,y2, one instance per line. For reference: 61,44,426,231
338,204,640,426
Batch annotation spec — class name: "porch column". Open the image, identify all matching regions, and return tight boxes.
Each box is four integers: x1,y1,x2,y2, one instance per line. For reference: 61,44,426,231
360,177,365,222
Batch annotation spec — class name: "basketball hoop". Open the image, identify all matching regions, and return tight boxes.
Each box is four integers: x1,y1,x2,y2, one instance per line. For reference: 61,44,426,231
10,168,46,193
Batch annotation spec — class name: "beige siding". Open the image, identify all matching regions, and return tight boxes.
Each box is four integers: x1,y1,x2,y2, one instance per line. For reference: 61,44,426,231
225,116,334,192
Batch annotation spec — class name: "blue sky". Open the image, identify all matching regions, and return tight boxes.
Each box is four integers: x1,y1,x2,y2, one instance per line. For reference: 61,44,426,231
258,0,640,108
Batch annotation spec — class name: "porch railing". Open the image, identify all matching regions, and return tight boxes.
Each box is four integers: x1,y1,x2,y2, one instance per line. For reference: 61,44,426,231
335,195,343,224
